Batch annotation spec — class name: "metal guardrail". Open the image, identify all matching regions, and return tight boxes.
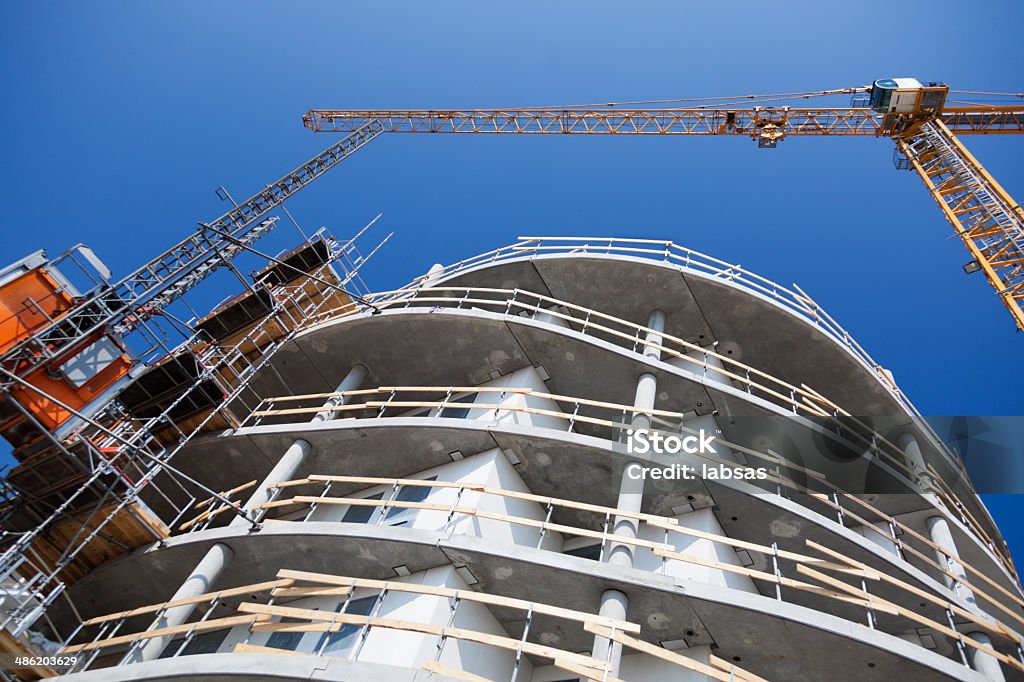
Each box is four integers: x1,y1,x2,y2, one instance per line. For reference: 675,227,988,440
243,385,1018,604
58,567,761,682
312,285,957,488
383,236,960,470
0,226,380,642
305,282,1014,577
86,474,1024,678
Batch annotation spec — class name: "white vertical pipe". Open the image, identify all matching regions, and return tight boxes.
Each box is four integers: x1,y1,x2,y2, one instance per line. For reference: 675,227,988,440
967,631,1006,681
233,363,368,518
137,363,368,662
125,543,234,663
593,309,664,677
926,515,976,607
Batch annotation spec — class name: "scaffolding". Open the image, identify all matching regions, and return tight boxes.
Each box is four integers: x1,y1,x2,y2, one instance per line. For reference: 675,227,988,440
0,217,389,673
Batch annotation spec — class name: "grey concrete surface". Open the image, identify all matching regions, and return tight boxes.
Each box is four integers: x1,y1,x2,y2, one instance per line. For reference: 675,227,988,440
132,409,1020,629
431,253,988,532
438,254,897,417
58,521,992,682
57,417,1018,666
137,304,1013,601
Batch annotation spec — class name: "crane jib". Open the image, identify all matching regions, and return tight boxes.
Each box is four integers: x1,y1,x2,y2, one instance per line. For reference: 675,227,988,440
300,105,1024,331
303,107,1024,136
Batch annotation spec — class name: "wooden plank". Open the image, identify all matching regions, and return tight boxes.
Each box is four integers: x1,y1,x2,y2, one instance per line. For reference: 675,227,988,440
63,614,264,654
816,490,1024,624
709,654,773,682
289,495,471,515
800,540,880,580
83,579,291,626
0,628,57,678
309,474,485,493
264,491,670,556
840,493,1024,612
806,540,1022,644
550,658,627,682
646,517,841,567
796,565,1023,672
269,477,314,489
298,474,672,526
586,623,735,682
652,548,897,615
241,602,345,624
243,603,605,670
421,659,494,682
470,508,671,552
232,642,315,657
272,586,353,599
178,501,241,532
193,480,257,510
309,284,886,436
478,484,677,527
274,569,641,633
256,390,823,492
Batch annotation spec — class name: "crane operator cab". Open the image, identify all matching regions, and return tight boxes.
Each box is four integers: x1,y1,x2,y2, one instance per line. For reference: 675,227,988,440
869,78,949,116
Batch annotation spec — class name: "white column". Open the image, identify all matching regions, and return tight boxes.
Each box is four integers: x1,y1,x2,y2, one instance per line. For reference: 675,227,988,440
233,363,368,519
687,346,729,385
422,263,445,286
532,305,571,329
125,543,233,662
859,521,900,558
641,309,666,361
593,466,645,676
594,309,664,677
593,588,628,675
967,631,1006,681
136,364,368,662
630,309,664,431
926,515,976,606
607,465,646,569
667,343,728,386
897,432,929,488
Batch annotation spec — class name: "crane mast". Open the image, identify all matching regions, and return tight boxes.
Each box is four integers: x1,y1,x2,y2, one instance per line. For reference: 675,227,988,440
897,121,1024,328
304,83,1024,330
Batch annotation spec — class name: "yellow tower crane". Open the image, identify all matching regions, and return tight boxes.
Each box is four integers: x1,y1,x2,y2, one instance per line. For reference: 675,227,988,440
303,79,1024,331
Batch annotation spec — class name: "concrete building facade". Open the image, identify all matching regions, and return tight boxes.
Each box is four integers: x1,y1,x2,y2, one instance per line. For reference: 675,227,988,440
47,238,1024,681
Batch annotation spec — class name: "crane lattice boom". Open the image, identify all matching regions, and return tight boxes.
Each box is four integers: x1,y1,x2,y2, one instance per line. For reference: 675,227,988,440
304,88,1024,330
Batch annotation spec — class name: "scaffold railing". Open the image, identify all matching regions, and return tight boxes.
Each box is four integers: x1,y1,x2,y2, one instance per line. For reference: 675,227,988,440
0,221,388,644
247,382,1016,589
59,567,766,682
377,236,936,444
311,283,967,484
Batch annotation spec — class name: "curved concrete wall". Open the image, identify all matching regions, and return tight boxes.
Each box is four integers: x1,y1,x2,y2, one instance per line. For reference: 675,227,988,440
59,248,1021,682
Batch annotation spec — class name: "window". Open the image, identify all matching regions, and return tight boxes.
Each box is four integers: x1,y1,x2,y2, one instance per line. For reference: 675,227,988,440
315,595,379,658
383,477,437,526
341,492,383,525
438,393,478,419
159,628,229,657
563,543,602,562
265,616,306,651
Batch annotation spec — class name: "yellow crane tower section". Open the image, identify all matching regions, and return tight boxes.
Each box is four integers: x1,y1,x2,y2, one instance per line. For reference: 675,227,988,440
304,79,1024,331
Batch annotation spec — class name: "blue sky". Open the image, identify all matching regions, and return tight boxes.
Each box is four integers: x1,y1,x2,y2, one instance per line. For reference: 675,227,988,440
2,3,1022,562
